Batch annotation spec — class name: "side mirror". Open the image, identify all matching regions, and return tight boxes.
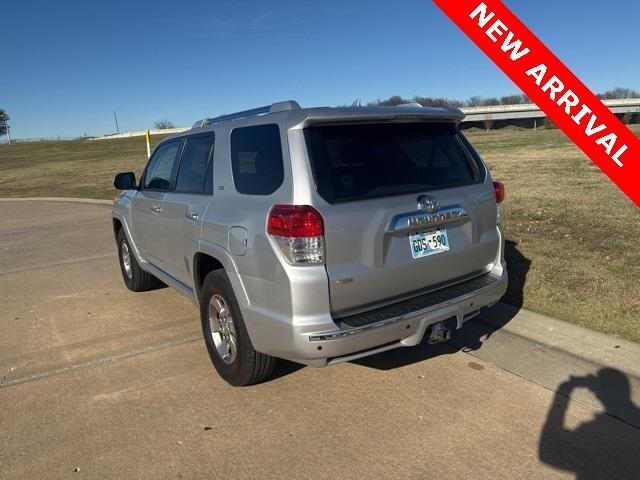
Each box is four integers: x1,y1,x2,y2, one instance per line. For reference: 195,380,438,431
114,172,137,190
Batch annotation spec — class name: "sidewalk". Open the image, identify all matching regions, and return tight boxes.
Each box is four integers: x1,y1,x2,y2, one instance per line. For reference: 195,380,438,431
455,302,640,428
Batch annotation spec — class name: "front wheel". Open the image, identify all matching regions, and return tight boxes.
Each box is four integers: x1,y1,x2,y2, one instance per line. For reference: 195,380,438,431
116,228,160,292
200,270,276,386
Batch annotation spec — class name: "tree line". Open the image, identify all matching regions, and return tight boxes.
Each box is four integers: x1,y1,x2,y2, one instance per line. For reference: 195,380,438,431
368,87,640,108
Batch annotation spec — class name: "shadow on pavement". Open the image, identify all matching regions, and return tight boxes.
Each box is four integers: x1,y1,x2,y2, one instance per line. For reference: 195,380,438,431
539,369,640,480
354,240,531,370
270,359,305,381
502,239,531,314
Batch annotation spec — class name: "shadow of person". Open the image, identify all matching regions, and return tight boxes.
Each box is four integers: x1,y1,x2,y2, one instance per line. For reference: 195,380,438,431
539,369,640,480
355,240,532,370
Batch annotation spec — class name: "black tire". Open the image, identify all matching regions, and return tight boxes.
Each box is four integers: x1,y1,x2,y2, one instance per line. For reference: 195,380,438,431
200,270,277,386
116,228,160,292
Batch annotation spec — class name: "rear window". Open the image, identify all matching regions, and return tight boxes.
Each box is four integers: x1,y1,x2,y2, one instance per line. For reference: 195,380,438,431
230,124,284,195
305,123,482,203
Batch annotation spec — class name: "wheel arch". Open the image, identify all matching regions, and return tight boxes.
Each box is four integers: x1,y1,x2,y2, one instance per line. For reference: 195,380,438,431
193,252,225,300
112,217,123,238
112,210,144,265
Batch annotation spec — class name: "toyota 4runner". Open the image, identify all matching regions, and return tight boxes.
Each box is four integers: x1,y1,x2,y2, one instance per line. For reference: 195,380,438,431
112,100,507,386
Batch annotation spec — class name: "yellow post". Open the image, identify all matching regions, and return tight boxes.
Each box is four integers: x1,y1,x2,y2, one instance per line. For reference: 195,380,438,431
145,129,151,159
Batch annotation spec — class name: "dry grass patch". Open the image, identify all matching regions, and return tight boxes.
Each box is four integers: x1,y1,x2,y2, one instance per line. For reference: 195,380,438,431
467,125,640,342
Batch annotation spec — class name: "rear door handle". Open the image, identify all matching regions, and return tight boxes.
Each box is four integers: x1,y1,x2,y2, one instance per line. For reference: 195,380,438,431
150,205,162,214
186,211,199,221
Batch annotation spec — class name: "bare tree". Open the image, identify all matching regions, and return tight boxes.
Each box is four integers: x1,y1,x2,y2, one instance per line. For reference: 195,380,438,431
367,95,409,107
500,94,530,105
153,119,175,130
412,96,465,108
480,97,500,107
0,109,9,137
466,96,484,107
598,87,640,100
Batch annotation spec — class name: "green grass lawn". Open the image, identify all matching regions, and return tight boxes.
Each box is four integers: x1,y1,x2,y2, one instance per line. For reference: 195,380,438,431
0,135,169,199
1,126,639,342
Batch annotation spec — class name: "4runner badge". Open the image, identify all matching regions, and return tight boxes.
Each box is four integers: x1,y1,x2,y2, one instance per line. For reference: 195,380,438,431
417,195,440,213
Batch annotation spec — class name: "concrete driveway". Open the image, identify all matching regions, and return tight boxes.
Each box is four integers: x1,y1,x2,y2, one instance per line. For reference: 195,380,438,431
1,200,639,479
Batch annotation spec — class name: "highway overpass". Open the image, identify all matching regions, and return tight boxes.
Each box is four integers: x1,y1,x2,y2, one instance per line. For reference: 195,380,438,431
461,98,640,123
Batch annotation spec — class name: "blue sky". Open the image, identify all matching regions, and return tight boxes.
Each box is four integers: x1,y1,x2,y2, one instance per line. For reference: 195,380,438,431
2,0,639,139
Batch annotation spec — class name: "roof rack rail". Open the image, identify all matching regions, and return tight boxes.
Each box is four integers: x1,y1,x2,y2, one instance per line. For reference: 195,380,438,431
192,100,300,128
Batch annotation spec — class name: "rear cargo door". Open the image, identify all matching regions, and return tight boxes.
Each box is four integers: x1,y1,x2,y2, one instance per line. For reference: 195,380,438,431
305,122,500,315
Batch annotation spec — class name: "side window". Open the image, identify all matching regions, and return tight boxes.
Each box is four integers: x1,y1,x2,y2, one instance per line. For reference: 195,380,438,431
204,158,213,195
175,134,215,194
143,140,182,190
230,124,284,195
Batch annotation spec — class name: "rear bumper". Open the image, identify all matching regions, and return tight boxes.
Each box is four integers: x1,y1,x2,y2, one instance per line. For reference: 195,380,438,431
275,267,507,367
234,224,508,367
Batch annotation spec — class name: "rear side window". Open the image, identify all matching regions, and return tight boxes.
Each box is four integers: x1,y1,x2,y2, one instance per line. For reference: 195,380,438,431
305,123,481,203
175,134,215,194
143,140,182,190
230,124,284,195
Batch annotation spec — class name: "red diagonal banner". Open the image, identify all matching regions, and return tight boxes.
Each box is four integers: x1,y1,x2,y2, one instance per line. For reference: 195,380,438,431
433,0,640,207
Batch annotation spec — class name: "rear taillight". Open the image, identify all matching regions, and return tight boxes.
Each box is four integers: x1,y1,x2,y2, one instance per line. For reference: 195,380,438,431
268,205,324,237
267,205,324,265
493,181,505,204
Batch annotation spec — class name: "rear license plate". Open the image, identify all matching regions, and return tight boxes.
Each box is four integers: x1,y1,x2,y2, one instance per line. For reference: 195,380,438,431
409,230,450,259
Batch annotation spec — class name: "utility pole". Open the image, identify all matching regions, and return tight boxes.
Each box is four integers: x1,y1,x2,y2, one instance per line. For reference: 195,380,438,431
113,110,120,134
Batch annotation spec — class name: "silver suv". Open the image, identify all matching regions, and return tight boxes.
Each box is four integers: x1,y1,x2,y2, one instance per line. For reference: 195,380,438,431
112,100,507,386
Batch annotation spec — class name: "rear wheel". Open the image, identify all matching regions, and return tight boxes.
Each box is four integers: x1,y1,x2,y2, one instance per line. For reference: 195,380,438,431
200,270,276,386
116,228,160,292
